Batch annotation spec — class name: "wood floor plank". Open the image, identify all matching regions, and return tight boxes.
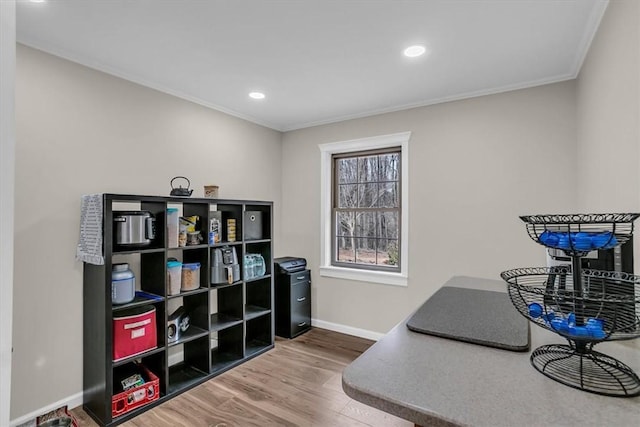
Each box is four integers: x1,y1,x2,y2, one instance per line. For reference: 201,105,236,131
212,396,299,427
71,328,410,426
322,373,346,393
216,369,349,422
276,330,372,365
182,380,237,408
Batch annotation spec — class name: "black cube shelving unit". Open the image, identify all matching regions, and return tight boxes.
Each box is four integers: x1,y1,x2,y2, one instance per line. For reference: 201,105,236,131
82,194,274,426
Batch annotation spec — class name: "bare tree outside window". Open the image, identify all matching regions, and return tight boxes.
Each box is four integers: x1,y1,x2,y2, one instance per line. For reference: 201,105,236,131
332,148,401,271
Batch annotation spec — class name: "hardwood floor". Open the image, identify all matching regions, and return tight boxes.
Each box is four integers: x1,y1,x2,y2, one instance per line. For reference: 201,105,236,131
72,328,412,427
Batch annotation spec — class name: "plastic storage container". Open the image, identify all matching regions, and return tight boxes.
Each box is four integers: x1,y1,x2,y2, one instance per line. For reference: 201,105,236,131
112,263,135,304
181,262,201,291
167,260,182,295
167,208,179,248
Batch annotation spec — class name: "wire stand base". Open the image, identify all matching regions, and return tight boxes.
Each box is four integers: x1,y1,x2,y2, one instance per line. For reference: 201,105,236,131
531,344,640,397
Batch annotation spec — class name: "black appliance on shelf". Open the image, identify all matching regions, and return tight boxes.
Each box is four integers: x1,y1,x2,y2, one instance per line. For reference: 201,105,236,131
547,240,633,273
274,257,311,338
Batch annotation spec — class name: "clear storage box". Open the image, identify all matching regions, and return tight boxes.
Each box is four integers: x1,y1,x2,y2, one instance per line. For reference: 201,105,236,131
181,262,201,291
167,260,182,295
167,208,179,248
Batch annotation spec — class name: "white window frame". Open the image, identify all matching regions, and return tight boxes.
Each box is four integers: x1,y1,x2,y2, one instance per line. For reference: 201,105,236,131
319,132,410,286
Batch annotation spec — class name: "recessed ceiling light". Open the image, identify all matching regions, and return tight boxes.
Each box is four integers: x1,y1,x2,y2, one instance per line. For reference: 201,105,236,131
403,45,426,58
249,92,265,100
29,0,47,3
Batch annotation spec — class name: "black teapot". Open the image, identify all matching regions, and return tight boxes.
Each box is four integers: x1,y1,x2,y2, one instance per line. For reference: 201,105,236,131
170,176,193,197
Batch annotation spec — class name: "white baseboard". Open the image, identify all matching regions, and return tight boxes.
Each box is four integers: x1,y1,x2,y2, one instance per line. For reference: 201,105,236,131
10,391,83,427
311,318,384,341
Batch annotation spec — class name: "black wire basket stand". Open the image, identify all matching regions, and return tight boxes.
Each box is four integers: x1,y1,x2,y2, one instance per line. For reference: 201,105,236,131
501,213,640,397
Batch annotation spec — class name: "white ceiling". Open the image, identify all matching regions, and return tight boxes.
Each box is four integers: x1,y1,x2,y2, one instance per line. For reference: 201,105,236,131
16,0,608,131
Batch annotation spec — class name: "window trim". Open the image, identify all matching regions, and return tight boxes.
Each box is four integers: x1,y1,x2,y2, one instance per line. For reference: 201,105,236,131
319,132,410,286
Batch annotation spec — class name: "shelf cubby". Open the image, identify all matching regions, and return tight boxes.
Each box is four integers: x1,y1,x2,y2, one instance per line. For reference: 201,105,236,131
167,334,210,394
140,251,166,296
111,352,165,420
167,363,209,395
246,277,272,321
213,282,243,320
245,241,272,277
210,313,243,332
245,316,272,358
214,203,242,243
211,324,244,373
244,203,272,241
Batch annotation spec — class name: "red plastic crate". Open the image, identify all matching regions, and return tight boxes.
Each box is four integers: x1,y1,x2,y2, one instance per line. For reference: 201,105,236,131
112,364,160,418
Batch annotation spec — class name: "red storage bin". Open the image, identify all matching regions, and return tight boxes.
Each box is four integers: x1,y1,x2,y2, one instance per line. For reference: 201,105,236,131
112,363,159,418
113,305,157,362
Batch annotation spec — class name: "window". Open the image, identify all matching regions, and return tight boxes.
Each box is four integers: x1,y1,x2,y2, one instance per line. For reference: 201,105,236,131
333,148,401,271
319,132,410,286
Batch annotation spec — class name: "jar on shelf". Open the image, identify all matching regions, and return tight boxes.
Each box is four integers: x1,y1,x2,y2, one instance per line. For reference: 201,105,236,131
167,208,179,248
112,263,135,304
167,260,182,295
181,262,201,291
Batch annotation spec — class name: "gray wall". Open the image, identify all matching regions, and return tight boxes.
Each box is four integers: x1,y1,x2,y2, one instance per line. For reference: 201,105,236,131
576,0,639,243
1,1,16,426
12,44,282,419
281,81,578,335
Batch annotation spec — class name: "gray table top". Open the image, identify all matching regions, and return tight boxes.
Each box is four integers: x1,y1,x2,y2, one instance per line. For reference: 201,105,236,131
342,276,640,427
